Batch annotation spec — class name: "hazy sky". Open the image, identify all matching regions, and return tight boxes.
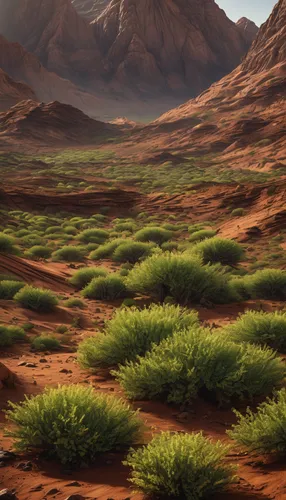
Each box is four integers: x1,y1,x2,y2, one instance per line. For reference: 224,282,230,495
217,0,277,26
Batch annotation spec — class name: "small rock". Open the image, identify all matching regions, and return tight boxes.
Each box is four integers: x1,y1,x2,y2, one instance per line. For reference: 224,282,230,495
46,488,60,496
33,380,37,385
30,485,43,492
0,489,18,499
16,461,32,471
17,361,27,367
65,482,81,488
0,451,16,462
26,363,37,368
64,496,87,500
59,369,72,374
39,359,48,363
45,365,51,369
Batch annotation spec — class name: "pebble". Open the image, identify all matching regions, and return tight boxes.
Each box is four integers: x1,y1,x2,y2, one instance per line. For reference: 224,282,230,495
0,451,16,462
46,488,61,496
59,369,72,374
0,490,18,499
39,359,48,363
65,482,81,488
25,363,37,368
30,485,43,492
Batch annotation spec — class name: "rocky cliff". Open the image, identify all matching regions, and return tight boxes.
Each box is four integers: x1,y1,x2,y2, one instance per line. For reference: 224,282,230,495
72,0,109,20
236,17,259,46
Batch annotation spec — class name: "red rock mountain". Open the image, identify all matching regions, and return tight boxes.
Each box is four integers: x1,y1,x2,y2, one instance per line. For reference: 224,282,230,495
0,69,36,111
0,35,106,116
72,0,109,20
0,100,120,146
0,0,256,102
135,0,286,163
236,17,259,45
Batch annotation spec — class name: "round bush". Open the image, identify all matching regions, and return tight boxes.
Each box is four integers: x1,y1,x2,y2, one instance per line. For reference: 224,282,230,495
6,385,142,465
0,325,26,347
25,245,52,260
125,432,235,499
134,227,173,245
69,267,108,289
223,310,286,352
114,327,284,405
0,233,17,254
113,242,155,264
228,389,286,455
78,304,199,369
192,237,244,266
32,335,60,351
65,298,86,309
20,234,45,248
244,269,286,300
89,239,126,260
126,252,235,305
77,229,109,244
114,222,137,232
189,229,216,242
52,246,86,262
82,275,127,300
14,286,58,312
0,281,25,300
231,208,245,217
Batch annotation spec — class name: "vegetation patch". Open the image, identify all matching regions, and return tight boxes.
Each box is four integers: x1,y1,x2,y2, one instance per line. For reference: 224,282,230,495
0,325,26,347
0,280,25,300
69,267,108,289
82,275,128,300
126,432,235,499
192,237,244,266
14,286,59,312
78,304,198,369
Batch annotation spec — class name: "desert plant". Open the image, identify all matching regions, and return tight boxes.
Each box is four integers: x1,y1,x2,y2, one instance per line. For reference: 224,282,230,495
32,335,60,351
113,242,155,264
14,286,58,312
134,227,172,245
114,222,137,232
243,269,286,300
77,228,109,244
69,267,108,289
189,229,216,243
228,389,286,455
89,239,126,260
65,298,86,309
231,208,245,217
0,325,26,347
223,310,286,352
125,432,235,499
78,304,198,369
52,246,86,262
0,280,25,300
126,253,235,305
24,245,52,260
6,385,141,464
0,233,17,254
192,237,244,266
82,275,128,300
114,327,285,405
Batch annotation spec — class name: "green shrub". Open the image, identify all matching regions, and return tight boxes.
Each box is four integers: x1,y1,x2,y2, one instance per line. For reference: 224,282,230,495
189,229,216,242
6,385,141,465
77,229,109,244
0,281,25,300
78,304,198,369
52,246,86,262
82,275,128,300
89,239,126,260
20,234,44,248
65,298,86,309
56,325,68,334
126,253,235,305
161,241,178,252
114,327,284,405
14,286,58,312
45,226,63,235
243,269,286,300
24,245,52,260
0,233,17,254
32,335,60,351
115,222,136,232
231,208,245,217
192,237,244,266
134,227,172,245
125,432,235,499
228,389,286,455
113,242,154,264
0,325,26,346
69,267,108,289
223,310,286,352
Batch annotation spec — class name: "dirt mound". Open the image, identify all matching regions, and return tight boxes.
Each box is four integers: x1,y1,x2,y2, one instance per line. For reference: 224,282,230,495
0,254,71,291
0,182,141,214
0,69,36,111
0,100,120,146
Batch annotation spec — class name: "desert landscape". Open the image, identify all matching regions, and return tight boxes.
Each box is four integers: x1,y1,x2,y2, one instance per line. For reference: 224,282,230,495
0,0,285,499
